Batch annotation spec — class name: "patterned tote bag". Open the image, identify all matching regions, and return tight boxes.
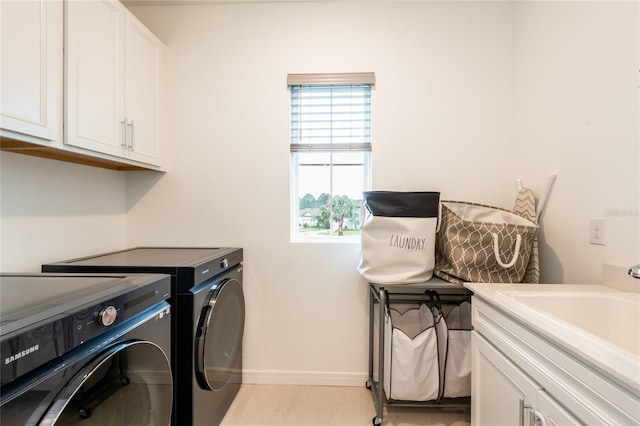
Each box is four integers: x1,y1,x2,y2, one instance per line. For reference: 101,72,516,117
434,201,539,284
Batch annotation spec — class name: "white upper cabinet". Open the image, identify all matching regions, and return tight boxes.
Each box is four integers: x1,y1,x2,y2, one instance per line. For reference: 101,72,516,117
123,12,162,165
65,0,124,157
65,0,163,166
0,0,62,143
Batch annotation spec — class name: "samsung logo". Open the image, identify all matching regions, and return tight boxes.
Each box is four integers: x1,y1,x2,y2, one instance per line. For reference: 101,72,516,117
5,345,40,365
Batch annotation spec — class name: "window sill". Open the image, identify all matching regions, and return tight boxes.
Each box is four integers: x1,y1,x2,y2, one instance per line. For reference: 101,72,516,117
291,235,361,244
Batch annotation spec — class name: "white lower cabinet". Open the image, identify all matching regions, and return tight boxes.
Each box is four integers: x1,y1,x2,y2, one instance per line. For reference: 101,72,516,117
535,388,582,426
470,297,639,426
472,332,538,426
472,333,579,426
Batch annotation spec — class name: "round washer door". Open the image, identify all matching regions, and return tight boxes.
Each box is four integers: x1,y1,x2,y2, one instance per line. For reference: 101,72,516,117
40,340,172,425
195,278,245,391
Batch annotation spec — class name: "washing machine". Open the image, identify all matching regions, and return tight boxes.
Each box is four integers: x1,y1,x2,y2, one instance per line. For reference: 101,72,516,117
0,273,173,425
43,247,245,425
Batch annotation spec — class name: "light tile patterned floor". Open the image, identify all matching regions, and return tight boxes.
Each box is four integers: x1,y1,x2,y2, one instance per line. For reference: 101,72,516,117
221,384,470,426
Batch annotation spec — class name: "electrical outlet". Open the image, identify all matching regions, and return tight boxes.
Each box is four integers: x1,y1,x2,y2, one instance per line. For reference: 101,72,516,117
590,218,605,245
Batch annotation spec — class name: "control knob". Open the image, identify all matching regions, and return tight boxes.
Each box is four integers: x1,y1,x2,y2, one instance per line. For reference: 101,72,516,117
97,306,118,327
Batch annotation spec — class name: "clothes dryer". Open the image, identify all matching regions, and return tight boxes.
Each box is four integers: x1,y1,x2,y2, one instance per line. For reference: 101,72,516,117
43,247,244,425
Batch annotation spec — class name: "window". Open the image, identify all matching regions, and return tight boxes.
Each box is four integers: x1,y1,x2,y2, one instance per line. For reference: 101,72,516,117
288,73,374,241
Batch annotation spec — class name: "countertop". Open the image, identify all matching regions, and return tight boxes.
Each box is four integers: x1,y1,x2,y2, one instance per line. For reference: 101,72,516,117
464,282,640,395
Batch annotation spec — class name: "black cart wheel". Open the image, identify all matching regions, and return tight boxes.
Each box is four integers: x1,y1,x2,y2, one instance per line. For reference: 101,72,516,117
120,376,130,385
373,416,382,425
365,380,372,390
79,408,91,419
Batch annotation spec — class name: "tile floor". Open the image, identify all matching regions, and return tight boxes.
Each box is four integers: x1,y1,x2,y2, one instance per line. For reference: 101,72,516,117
220,384,471,426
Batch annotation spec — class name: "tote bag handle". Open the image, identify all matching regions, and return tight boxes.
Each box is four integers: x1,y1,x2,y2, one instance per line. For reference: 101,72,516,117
491,233,521,268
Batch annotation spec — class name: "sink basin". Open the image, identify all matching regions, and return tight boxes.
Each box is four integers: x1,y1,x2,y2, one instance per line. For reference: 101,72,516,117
496,290,640,357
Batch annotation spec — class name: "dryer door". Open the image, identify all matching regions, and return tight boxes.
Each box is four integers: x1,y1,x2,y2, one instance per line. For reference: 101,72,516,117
195,278,245,391
40,340,172,425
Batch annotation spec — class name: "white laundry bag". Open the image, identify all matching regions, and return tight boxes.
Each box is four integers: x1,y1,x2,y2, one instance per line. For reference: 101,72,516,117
442,300,472,398
358,191,440,284
383,301,440,401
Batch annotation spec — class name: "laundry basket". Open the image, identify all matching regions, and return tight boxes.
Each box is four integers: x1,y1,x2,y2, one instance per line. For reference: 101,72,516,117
366,283,472,426
442,299,472,398
382,300,440,401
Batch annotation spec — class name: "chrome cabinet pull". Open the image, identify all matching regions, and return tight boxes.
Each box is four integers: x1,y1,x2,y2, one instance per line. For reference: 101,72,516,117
127,119,134,151
130,119,135,151
120,118,128,150
519,397,534,426
532,410,548,426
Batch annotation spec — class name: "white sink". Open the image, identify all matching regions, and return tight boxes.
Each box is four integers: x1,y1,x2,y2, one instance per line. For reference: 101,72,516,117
496,289,640,357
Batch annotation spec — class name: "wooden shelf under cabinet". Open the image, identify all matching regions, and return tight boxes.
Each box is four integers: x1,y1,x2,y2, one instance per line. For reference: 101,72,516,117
0,137,159,172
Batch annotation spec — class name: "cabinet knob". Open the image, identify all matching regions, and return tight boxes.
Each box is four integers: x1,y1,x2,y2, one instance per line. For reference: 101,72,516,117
533,411,548,426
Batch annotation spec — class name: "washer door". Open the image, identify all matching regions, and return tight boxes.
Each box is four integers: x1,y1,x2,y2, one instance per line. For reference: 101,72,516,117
40,341,172,425
195,278,245,391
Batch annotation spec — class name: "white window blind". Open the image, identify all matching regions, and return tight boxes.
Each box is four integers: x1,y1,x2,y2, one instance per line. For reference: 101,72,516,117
288,73,374,153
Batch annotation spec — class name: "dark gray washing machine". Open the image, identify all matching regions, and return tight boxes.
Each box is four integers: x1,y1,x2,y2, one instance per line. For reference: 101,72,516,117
0,273,173,425
43,247,244,425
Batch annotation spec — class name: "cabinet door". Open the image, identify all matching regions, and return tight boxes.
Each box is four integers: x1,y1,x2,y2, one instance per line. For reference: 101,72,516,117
123,12,162,165
472,333,540,426
65,0,125,156
1,0,62,143
534,390,582,426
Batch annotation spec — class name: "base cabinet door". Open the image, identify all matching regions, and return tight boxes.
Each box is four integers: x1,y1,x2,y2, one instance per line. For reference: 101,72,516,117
472,333,540,426
534,390,581,426
472,333,583,426
1,0,62,143
473,332,584,426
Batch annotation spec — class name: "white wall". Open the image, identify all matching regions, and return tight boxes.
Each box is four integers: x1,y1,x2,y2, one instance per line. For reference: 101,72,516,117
0,151,127,271
1,0,637,387
513,1,639,284
126,1,516,385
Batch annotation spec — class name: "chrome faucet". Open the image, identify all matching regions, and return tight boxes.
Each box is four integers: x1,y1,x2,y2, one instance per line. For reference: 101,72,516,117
629,264,640,279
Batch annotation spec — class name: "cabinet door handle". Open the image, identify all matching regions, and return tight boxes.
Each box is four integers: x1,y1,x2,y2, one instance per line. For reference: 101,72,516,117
532,410,548,426
131,119,135,151
127,119,134,151
120,118,128,151
519,397,534,426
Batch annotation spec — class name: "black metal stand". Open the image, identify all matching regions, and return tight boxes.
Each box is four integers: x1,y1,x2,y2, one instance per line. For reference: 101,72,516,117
367,281,472,426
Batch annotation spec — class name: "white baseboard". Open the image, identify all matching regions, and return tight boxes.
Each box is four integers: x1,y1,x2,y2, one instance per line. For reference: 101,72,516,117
128,369,368,387
242,370,368,387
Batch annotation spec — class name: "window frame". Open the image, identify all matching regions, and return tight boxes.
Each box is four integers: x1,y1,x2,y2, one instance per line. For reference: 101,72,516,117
288,73,375,243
